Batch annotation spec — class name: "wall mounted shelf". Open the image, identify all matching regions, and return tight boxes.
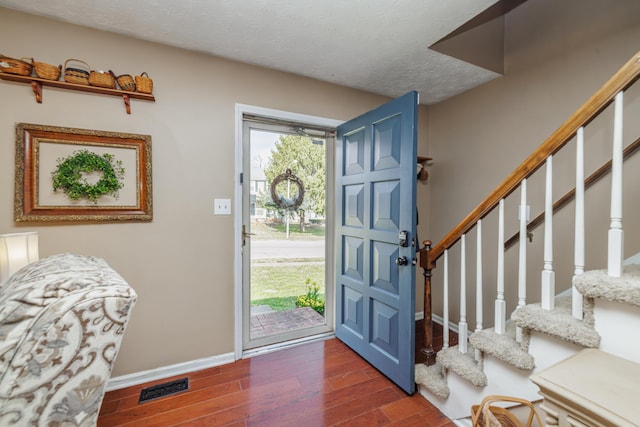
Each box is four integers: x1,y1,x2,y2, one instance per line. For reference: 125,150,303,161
0,73,155,114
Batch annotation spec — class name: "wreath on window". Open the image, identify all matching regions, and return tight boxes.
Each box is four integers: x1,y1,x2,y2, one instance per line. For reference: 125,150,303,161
51,149,125,203
270,168,305,210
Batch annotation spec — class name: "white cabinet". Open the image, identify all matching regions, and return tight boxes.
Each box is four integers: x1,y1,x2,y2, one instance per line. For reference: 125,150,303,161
530,349,640,426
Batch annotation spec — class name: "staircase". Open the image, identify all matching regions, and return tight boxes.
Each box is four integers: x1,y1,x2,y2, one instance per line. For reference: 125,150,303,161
415,50,640,422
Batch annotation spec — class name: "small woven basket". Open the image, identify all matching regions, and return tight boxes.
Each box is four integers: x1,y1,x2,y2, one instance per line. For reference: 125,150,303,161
34,61,61,81
135,72,153,94
64,59,90,85
113,71,136,91
89,70,116,89
0,55,33,76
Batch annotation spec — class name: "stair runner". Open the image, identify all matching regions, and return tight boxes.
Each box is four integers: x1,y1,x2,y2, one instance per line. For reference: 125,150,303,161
416,265,640,398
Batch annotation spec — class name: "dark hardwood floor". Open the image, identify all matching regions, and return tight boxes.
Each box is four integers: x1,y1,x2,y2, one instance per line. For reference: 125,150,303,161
99,321,457,426
415,319,458,365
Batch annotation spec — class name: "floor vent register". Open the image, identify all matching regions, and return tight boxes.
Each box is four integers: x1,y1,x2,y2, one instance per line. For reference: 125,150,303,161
138,377,189,403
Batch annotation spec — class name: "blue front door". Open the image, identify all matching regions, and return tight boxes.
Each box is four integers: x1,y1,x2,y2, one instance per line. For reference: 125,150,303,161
335,92,418,394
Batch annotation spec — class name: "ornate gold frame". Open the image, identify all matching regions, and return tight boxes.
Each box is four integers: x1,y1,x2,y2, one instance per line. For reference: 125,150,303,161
15,123,152,222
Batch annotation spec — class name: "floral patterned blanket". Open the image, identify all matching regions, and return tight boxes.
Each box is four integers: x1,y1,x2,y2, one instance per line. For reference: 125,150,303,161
0,253,136,426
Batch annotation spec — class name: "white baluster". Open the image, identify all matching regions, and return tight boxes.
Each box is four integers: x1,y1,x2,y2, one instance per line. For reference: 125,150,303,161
443,249,449,349
608,91,624,277
459,234,468,354
495,199,506,335
517,179,527,343
476,220,483,333
573,127,585,319
475,220,483,362
541,156,555,310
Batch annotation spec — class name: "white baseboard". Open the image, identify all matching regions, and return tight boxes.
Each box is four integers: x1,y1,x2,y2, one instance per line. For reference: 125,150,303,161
415,311,460,335
432,313,460,334
106,352,235,392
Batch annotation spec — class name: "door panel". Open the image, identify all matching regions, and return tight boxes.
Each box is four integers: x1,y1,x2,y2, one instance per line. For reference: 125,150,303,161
335,92,417,394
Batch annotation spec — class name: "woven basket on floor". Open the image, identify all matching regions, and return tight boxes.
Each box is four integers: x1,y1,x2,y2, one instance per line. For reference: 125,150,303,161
0,55,33,76
471,395,543,427
135,72,153,94
34,61,61,81
88,70,116,89
64,59,90,85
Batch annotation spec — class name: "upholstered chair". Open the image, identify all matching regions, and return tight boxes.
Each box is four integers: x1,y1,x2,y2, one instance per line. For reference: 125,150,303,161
0,253,136,426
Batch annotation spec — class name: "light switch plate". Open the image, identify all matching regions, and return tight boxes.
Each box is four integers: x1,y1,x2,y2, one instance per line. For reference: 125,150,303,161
214,198,231,215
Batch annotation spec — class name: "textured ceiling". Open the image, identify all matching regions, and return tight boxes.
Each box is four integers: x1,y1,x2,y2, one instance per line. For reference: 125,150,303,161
0,0,501,104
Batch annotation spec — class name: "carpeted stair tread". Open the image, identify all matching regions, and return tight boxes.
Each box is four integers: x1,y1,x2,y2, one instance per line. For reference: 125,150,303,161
437,345,487,387
469,323,535,370
511,296,600,348
574,265,640,307
415,362,449,399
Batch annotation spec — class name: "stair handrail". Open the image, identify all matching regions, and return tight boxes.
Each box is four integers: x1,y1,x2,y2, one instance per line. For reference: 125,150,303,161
418,50,640,366
504,136,640,250
424,50,640,270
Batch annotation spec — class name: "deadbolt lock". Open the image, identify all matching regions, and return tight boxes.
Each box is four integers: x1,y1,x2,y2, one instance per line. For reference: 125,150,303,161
395,256,409,266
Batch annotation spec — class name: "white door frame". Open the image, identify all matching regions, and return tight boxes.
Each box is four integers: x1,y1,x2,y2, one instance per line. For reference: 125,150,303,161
234,104,343,359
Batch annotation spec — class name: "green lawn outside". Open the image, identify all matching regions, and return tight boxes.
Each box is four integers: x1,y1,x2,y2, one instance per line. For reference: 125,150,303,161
249,220,326,312
251,262,325,311
250,221,325,240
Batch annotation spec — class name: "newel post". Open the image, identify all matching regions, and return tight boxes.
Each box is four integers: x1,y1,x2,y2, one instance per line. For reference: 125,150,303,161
419,240,436,366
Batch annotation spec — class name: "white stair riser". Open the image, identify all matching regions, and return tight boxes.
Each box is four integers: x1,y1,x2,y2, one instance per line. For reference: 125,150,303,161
420,330,581,420
594,300,640,363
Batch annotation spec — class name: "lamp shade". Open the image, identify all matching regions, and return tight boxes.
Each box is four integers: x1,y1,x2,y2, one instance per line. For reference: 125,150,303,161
0,232,39,284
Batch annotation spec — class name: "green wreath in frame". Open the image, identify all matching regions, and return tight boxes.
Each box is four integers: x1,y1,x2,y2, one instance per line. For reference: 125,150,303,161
51,149,125,203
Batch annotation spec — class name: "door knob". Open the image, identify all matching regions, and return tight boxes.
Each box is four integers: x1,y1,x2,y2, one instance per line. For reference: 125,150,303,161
395,256,408,266
242,225,256,247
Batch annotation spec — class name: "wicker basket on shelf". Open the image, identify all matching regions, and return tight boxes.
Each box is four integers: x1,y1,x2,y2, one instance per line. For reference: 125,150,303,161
112,71,136,91
34,61,61,81
64,59,90,85
88,70,116,89
0,55,33,76
135,72,153,94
